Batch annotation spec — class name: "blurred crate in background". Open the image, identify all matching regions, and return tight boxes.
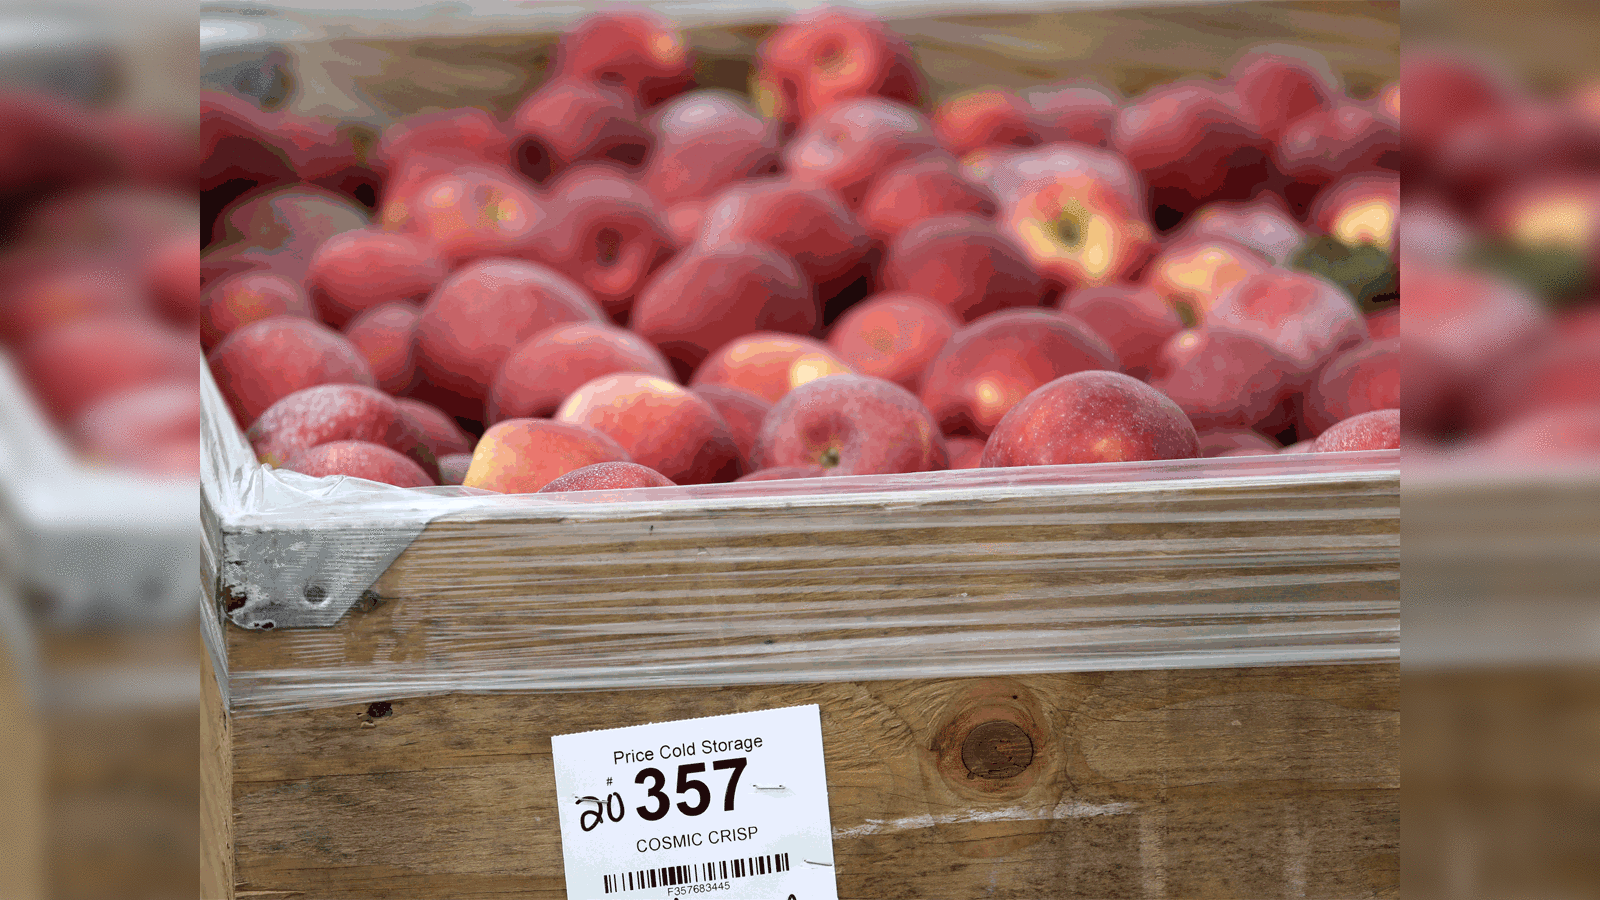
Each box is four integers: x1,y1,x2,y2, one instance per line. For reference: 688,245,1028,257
1400,1,1600,899
0,5,197,900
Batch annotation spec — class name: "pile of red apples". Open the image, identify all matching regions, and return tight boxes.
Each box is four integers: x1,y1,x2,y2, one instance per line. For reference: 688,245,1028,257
1401,49,1600,467
0,93,197,477
200,6,1403,494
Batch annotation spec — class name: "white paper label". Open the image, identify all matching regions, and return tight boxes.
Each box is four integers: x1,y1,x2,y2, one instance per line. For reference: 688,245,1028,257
552,704,839,900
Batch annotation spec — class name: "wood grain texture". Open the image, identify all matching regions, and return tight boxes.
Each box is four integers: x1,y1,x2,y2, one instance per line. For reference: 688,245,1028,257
203,647,234,900
0,640,44,900
218,664,1397,899
1405,668,1600,900
17,626,202,900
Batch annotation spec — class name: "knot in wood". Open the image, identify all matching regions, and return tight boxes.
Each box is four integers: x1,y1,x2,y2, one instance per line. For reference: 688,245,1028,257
961,720,1034,779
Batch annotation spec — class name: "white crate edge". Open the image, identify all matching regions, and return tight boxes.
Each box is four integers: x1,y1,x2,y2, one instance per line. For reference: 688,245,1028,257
0,349,198,628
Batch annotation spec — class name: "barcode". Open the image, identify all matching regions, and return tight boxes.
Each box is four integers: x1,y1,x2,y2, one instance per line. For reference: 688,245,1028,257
602,852,791,894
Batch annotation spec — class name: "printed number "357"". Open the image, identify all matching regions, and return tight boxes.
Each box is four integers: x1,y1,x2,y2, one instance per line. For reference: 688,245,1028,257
636,757,747,820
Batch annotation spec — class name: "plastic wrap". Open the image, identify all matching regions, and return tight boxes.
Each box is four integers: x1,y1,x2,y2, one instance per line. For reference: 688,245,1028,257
203,352,1400,717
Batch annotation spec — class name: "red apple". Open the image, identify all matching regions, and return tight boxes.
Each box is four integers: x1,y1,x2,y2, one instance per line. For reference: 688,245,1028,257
1401,52,1517,173
1397,195,1471,264
784,97,944,208
71,382,200,475
995,146,1157,290
306,229,447,328
378,165,550,268
1366,305,1400,341
538,165,675,320
1481,407,1600,462
0,263,150,346
379,153,485,209
662,198,708,246
200,91,296,194
1228,47,1340,144
945,435,986,469
857,155,998,243
1206,269,1368,374
210,184,371,282
1477,177,1600,276
932,88,1045,157
553,372,743,484
690,384,772,468
1175,195,1305,266
207,315,376,430
509,78,651,184
488,321,675,423
753,373,943,475
1311,408,1400,452
920,308,1120,437
412,259,607,421
1471,336,1600,435
198,267,313,349
1147,235,1274,324
552,8,695,108
688,332,855,403
463,418,632,493
1276,103,1401,218
343,301,421,396
539,461,677,493
1055,284,1184,382
641,89,780,207
983,142,1145,211
825,292,959,392
751,7,927,139
247,383,436,476
396,397,474,458
630,243,815,380
880,214,1046,322
285,440,435,488
697,178,874,304
1150,326,1307,433
1433,100,1591,209
1311,172,1400,253
374,107,514,176
1197,429,1281,457
1022,82,1120,149
982,369,1201,466
1115,81,1275,228
1305,338,1401,436
1400,266,1551,439
11,189,195,316
18,185,195,260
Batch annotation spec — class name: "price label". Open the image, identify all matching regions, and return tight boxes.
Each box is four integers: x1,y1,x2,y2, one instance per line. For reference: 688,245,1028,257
552,705,838,900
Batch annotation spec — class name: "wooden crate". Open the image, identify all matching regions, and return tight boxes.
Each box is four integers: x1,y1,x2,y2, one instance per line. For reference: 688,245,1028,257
199,4,1401,896
38,626,199,900
202,447,1399,898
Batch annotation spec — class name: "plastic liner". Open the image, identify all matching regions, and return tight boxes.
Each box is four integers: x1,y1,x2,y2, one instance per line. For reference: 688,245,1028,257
0,350,198,627
202,361,1399,717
